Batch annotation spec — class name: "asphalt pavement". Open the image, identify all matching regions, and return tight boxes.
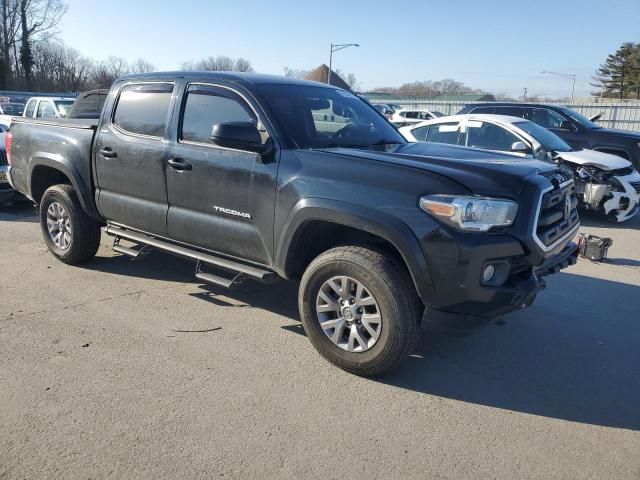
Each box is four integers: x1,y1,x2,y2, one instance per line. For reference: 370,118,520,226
1,200,638,479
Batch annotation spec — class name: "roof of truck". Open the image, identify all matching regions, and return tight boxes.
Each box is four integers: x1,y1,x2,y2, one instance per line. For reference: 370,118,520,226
118,71,337,89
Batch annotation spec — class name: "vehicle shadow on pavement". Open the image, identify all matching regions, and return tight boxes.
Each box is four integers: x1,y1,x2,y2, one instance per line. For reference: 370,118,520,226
378,272,640,431
0,199,38,223
82,250,640,430
83,249,301,320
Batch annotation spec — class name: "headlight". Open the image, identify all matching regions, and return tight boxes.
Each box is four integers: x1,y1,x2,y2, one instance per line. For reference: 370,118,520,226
419,195,518,232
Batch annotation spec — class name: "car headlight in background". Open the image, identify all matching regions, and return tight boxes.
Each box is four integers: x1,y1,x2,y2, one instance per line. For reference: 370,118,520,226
419,195,518,232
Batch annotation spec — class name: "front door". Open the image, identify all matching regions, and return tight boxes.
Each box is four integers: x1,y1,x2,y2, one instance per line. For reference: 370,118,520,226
94,82,174,235
165,83,277,265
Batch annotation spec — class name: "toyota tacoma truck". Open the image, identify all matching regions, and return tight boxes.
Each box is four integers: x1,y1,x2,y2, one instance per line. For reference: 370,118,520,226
6,72,579,375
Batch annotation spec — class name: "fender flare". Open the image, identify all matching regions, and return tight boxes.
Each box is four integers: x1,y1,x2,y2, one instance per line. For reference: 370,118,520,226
275,198,434,301
28,154,101,219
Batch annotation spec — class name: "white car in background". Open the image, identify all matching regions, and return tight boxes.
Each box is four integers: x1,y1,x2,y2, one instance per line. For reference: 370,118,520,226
400,114,640,222
22,96,75,119
390,108,443,126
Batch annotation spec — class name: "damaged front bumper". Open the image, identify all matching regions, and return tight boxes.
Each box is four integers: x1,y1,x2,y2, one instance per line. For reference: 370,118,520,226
422,226,579,319
580,170,640,222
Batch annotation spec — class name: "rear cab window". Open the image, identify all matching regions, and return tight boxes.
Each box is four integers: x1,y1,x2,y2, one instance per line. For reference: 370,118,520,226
112,83,174,137
180,84,257,144
24,99,37,117
469,106,495,114
494,106,526,118
36,101,56,119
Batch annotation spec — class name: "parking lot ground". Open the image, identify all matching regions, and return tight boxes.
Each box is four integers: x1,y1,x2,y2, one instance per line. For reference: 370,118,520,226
1,201,639,479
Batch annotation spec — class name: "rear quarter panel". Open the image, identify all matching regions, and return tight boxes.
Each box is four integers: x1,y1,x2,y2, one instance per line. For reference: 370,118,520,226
9,119,97,214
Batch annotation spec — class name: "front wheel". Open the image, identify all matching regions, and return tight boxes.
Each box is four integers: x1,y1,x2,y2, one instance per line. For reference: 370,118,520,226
40,184,101,265
299,246,422,376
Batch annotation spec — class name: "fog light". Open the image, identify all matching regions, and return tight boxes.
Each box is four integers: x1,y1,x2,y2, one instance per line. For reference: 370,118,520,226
482,264,496,283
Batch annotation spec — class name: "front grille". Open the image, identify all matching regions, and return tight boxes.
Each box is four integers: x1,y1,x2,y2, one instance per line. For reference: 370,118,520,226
629,179,640,194
535,179,579,248
541,169,573,185
0,150,6,167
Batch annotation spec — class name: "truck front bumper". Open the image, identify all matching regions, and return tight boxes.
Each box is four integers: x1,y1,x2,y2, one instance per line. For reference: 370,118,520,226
421,228,578,318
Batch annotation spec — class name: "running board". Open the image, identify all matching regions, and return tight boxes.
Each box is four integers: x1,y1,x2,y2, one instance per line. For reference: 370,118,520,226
112,244,142,258
195,261,240,288
105,225,276,283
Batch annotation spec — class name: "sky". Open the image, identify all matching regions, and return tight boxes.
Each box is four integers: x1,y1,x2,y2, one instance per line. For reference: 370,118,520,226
58,0,640,98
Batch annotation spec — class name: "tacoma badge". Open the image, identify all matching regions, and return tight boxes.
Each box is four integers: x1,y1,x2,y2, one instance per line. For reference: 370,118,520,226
213,206,252,219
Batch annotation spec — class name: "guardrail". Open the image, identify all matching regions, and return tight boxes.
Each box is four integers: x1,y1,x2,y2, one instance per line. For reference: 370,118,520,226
367,99,640,132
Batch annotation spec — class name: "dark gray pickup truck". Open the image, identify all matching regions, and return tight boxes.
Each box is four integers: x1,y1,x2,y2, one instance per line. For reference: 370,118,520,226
6,72,579,375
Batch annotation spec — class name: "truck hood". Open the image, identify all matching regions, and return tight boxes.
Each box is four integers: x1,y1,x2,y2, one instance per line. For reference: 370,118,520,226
558,148,632,171
592,127,640,140
322,142,558,198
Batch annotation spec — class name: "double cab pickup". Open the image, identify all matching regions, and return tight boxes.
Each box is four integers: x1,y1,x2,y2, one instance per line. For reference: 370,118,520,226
6,72,579,374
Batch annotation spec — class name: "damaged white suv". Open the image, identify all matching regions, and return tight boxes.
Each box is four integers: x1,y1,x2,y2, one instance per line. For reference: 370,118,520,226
401,114,640,222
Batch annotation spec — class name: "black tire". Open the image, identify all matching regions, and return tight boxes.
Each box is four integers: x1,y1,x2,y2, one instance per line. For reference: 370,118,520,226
40,184,101,265
299,246,422,376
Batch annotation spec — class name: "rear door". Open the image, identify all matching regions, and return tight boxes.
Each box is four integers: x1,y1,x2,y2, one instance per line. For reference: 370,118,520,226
164,83,278,265
94,82,175,235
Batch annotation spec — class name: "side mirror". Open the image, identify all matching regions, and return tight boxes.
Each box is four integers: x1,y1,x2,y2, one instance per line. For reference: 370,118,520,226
211,122,273,156
511,141,530,153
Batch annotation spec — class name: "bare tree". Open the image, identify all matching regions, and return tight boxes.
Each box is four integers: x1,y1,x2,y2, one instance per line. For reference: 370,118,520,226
336,69,360,91
0,0,21,88
234,57,253,72
283,66,310,79
182,56,254,72
19,0,67,88
129,58,155,74
90,56,129,89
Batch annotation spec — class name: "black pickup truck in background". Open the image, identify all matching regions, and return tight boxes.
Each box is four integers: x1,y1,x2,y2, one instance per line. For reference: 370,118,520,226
6,72,579,375
459,102,640,171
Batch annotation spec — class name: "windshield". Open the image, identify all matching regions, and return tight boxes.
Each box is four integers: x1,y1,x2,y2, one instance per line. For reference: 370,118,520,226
558,106,601,129
514,120,572,152
256,84,405,149
54,100,75,118
432,111,444,117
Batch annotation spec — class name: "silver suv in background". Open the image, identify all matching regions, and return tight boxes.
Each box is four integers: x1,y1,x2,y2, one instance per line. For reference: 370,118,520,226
23,96,75,120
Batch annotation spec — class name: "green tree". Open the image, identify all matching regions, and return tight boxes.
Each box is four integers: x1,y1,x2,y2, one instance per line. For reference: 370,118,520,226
592,42,640,99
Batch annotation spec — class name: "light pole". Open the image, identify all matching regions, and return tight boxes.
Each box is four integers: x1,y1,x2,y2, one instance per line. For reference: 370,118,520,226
541,70,577,103
328,43,359,85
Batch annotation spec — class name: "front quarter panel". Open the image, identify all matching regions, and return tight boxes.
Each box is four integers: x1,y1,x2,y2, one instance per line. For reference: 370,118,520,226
273,149,471,299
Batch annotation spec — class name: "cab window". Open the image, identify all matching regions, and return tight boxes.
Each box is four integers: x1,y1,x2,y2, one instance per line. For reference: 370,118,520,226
465,122,521,151
494,106,526,118
411,125,429,141
113,83,174,137
24,99,37,117
36,101,56,119
529,108,568,129
180,85,256,144
426,122,460,145
310,98,355,135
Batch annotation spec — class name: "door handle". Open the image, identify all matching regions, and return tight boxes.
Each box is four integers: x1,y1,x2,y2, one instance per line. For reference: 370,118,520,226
168,158,192,171
99,148,117,158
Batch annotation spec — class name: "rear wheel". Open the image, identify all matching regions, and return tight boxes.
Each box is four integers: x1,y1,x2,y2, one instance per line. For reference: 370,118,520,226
299,246,421,376
40,184,101,264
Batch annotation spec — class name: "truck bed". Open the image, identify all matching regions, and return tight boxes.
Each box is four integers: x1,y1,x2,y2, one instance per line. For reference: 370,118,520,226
10,117,98,130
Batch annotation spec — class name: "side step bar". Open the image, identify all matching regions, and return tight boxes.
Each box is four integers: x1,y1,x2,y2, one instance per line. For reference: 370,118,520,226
112,244,143,259
105,225,276,283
